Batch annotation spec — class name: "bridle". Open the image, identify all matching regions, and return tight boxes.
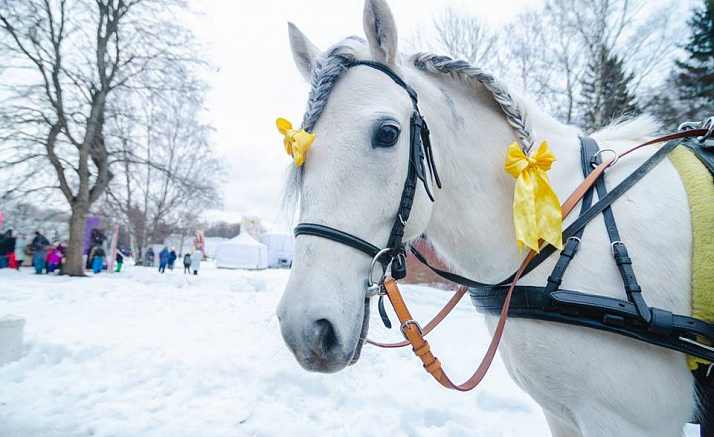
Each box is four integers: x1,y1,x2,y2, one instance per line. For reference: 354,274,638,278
294,60,441,289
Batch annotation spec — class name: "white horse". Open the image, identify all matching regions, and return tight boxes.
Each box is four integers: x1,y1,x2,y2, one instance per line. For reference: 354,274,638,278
277,1,698,435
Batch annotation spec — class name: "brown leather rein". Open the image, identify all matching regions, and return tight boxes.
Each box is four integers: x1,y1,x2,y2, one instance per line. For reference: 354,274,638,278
366,128,709,392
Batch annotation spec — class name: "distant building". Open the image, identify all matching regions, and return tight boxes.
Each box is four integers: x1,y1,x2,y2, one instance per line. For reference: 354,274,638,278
241,216,262,241
403,239,457,289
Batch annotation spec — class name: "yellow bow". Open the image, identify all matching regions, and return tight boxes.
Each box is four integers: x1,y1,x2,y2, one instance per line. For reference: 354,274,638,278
504,140,563,253
276,118,315,167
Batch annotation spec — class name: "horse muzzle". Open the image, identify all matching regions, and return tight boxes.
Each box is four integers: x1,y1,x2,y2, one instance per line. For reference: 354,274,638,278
277,300,368,373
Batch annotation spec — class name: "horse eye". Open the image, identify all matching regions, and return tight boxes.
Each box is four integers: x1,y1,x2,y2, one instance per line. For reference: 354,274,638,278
373,124,400,148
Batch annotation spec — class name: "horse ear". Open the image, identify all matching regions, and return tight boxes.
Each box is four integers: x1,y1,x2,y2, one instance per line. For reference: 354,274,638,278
363,0,399,66
288,22,320,80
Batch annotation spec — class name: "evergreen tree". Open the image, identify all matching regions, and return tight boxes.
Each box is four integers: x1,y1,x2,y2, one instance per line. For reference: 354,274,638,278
580,44,640,131
675,0,714,121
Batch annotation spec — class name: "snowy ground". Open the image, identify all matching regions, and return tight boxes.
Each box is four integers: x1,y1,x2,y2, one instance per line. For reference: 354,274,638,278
0,264,700,437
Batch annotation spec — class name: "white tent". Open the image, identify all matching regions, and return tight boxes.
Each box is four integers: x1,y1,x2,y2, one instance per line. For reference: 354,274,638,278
261,232,294,268
215,233,268,270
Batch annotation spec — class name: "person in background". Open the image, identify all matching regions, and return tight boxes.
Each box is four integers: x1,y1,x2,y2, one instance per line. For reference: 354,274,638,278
57,242,67,270
144,247,155,267
46,245,62,273
14,233,27,270
31,231,49,274
86,245,98,270
168,247,177,271
92,246,106,274
3,230,16,269
115,251,124,272
190,249,202,276
0,232,5,269
158,246,169,274
0,230,16,269
183,252,192,274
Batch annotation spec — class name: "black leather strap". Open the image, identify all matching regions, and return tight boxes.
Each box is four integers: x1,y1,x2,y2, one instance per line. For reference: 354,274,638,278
560,139,682,242
349,60,419,109
294,223,381,259
581,137,651,323
543,138,599,295
470,285,714,364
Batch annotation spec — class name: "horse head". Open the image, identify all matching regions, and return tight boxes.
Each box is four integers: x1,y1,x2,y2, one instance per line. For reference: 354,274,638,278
276,0,436,373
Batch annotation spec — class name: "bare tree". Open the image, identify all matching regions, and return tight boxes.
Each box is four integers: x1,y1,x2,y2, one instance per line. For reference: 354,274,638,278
502,11,554,107
0,0,205,275
545,0,681,128
410,2,684,128
103,90,223,264
406,6,503,75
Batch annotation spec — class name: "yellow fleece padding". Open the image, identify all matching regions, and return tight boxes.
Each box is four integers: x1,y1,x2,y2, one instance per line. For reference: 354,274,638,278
667,146,714,370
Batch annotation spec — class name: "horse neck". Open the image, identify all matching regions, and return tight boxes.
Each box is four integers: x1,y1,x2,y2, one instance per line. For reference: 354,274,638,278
406,66,583,281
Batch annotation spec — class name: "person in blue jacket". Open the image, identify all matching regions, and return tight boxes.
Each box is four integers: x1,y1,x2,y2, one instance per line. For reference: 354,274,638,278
91,247,106,274
167,248,177,271
158,246,169,273
31,231,50,274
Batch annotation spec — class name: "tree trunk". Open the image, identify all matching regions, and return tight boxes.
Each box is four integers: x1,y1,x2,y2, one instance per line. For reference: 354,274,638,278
129,228,140,266
62,204,88,276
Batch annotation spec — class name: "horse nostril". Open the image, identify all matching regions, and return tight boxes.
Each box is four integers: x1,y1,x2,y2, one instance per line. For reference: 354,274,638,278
312,319,338,357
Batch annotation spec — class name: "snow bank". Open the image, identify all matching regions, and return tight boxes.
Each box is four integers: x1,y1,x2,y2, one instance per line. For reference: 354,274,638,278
0,266,699,436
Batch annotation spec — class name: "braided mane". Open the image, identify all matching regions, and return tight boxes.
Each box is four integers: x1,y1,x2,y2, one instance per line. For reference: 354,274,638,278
283,40,535,214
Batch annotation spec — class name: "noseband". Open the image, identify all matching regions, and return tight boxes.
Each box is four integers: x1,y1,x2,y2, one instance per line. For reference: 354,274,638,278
293,61,441,283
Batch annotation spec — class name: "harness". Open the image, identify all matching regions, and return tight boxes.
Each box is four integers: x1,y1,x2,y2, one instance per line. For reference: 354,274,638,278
290,60,714,430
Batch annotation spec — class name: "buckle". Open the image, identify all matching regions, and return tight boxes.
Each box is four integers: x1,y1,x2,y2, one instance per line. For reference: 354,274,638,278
400,319,423,340
610,240,625,257
566,236,581,253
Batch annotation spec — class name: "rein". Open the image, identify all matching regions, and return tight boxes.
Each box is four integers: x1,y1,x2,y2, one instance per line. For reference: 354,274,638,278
291,59,712,390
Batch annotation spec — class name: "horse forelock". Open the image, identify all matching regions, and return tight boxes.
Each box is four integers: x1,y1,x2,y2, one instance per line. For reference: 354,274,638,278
282,36,367,218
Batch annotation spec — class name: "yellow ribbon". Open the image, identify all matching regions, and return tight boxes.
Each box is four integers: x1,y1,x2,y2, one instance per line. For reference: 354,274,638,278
504,140,563,253
276,118,315,167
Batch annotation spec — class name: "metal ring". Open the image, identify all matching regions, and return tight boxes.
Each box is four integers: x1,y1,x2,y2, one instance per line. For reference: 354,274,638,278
367,248,391,288
697,116,714,142
365,283,384,298
591,148,619,169
610,240,624,257
678,121,701,131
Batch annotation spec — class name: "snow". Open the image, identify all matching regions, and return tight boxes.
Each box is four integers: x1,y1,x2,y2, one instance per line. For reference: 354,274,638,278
0,265,701,436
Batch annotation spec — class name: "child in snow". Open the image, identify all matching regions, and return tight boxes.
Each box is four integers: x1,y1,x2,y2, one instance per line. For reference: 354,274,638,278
190,249,202,275
14,234,27,270
115,251,124,272
183,253,192,274
168,248,177,271
46,246,61,273
92,247,106,274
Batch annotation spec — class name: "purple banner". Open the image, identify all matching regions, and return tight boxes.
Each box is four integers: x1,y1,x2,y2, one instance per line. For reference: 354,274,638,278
84,216,101,255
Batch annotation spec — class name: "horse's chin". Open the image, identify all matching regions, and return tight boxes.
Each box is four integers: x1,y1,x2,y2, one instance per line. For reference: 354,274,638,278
348,298,371,366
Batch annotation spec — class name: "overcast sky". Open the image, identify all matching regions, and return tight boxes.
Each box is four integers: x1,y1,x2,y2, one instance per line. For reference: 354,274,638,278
187,0,546,229
187,0,693,230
